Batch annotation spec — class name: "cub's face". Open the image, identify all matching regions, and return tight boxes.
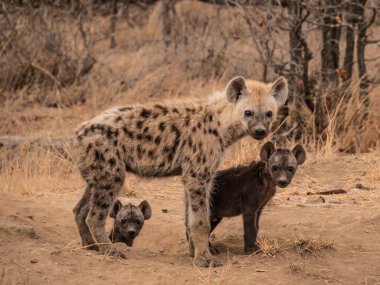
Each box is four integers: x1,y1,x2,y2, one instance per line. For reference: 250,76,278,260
109,200,152,245
226,77,288,140
260,142,306,188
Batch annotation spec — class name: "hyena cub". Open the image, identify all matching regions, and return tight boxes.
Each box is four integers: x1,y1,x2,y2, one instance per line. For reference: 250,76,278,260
186,142,306,255
109,199,152,247
73,76,288,267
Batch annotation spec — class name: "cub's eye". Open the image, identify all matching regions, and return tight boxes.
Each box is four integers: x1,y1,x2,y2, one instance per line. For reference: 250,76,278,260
288,166,294,172
244,110,253,117
135,220,141,227
266,111,273,118
272,165,279,171
121,219,127,225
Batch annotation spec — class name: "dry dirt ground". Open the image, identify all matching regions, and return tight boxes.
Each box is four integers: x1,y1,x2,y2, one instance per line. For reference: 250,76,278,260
1,151,380,285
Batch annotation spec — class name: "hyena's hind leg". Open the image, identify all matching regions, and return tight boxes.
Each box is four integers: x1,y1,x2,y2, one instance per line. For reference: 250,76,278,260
73,186,98,250
85,166,126,257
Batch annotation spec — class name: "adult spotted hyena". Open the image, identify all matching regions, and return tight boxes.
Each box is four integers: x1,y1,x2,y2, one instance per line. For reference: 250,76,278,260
73,76,288,267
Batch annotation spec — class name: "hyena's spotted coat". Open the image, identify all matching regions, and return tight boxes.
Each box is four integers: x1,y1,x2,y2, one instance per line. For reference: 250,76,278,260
73,76,288,267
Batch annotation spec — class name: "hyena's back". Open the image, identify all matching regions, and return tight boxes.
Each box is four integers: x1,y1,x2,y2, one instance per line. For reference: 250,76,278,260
75,103,219,180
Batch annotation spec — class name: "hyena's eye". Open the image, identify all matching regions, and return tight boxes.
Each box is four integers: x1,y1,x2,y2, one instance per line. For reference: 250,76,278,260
265,111,273,118
244,110,253,117
288,166,294,172
272,165,279,171
121,219,127,225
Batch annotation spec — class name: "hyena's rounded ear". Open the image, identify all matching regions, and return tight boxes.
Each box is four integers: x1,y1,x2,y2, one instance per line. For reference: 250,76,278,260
292,144,306,165
139,200,152,220
260,141,275,161
226,76,247,103
109,199,122,219
270,76,288,107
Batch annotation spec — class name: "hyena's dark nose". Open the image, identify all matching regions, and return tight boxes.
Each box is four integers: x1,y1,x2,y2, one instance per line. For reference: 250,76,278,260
254,129,266,137
127,230,136,237
278,180,287,187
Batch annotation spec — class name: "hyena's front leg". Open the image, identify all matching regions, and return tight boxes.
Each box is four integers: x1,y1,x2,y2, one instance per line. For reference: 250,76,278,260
84,164,126,258
183,175,223,267
184,191,195,257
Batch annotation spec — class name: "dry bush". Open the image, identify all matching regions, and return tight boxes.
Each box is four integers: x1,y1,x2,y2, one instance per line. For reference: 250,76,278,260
0,5,93,107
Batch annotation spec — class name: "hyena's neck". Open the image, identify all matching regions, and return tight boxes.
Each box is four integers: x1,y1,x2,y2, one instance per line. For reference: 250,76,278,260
205,95,246,148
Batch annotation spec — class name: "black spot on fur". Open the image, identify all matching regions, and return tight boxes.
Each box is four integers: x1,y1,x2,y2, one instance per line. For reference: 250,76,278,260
208,114,213,122
95,150,105,162
137,145,142,159
185,115,190,126
159,122,165,131
197,122,202,129
199,220,203,225
119,107,132,112
108,158,116,167
143,126,149,133
148,150,155,159
192,126,196,133
159,162,165,168
99,212,104,220
101,203,109,209
114,176,123,183
113,140,118,147
136,121,143,129
115,116,123,123
136,134,143,140
154,104,169,115
123,127,134,139
191,205,199,212
86,143,93,154
152,113,159,119
188,138,193,148
140,109,152,118
154,136,161,145
172,107,179,113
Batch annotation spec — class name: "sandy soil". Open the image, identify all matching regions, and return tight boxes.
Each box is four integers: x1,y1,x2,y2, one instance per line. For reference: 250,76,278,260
1,153,380,285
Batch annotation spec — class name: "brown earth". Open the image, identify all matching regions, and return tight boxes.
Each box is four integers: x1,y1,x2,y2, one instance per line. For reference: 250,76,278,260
1,152,380,285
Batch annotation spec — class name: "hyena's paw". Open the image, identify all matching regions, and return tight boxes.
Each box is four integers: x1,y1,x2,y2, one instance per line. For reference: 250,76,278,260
108,249,127,259
244,244,260,255
194,251,223,267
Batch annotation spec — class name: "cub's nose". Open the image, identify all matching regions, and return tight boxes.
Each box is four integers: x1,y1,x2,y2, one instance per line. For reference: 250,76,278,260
277,180,287,187
127,230,136,237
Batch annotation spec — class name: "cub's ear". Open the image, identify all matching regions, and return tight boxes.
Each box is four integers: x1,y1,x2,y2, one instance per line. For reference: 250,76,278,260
292,144,306,165
270,76,288,107
260,141,275,161
139,200,152,220
225,76,247,103
109,199,123,219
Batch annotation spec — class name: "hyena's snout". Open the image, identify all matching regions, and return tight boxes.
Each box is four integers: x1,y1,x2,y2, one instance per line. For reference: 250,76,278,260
253,128,267,140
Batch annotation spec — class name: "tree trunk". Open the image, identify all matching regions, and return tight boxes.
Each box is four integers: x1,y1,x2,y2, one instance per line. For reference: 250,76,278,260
110,0,118,49
356,0,370,103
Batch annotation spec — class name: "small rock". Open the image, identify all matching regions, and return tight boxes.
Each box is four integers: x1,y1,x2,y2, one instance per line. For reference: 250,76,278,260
159,249,165,253
161,209,168,213
50,250,61,255
256,269,267,272
308,196,325,204
30,258,39,264
354,183,369,190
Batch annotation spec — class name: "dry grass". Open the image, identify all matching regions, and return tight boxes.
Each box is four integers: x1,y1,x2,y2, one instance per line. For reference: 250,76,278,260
257,234,335,258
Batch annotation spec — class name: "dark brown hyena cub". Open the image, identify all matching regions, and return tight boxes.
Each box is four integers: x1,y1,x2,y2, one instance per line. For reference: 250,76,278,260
109,199,152,247
186,141,306,255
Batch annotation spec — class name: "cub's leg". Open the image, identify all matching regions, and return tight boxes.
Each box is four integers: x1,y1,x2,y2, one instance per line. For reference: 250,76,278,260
242,211,260,254
208,217,222,255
